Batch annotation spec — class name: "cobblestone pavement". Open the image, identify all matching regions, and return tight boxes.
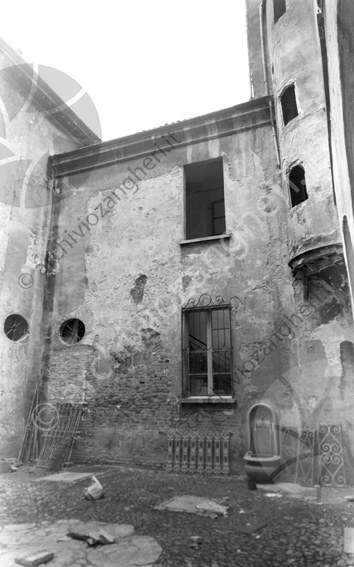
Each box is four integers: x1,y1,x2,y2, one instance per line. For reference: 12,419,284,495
0,464,353,567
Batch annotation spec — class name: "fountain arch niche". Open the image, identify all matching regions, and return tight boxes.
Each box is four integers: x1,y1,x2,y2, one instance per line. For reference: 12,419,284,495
244,403,281,483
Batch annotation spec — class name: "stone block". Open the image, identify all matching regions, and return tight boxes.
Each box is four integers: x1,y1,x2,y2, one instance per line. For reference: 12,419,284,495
98,529,116,544
15,551,54,567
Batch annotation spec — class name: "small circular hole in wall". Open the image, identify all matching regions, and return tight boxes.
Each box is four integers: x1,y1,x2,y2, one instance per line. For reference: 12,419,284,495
4,314,29,341
60,318,85,345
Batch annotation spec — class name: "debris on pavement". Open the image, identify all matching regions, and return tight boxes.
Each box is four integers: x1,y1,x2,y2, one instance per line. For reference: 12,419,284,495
15,551,54,567
67,528,116,547
345,495,354,502
98,528,116,544
83,476,105,500
196,500,229,517
2,465,354,567
218,496,230,502
155,495,229,518
190,536,203,544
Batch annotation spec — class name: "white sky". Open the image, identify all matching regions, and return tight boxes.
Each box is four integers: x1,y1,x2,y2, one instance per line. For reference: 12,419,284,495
0,0,250,142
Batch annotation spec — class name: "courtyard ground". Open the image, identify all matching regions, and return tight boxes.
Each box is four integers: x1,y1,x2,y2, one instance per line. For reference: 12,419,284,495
0,463,353,567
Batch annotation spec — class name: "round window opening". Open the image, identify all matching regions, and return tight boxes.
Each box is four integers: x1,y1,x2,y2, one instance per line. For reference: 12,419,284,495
4,314,29,341
60,318,85,344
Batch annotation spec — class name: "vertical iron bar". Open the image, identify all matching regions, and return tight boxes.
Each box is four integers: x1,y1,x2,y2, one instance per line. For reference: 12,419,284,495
207,311,213,394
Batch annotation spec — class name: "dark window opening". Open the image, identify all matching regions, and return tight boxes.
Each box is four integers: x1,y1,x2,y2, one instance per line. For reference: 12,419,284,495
185,158,225,239
60,318,85,344
274,0,286,23
281,84,298,125
289,165,308,207
4,314,29,341
183,307,232,397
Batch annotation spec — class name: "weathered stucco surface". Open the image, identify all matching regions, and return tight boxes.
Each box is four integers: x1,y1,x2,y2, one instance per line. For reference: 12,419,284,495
267,0,340,260
0,43,98,456
324,0,354,304
46,85,354,476
1,2,353,480
46,101,289,468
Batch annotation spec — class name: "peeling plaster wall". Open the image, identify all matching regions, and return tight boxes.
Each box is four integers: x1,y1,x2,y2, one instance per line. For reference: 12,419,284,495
47,113,291,468
0,0,348,474
47,88,354,474
267,0,340,260
255,0,354,481
0,59,80,455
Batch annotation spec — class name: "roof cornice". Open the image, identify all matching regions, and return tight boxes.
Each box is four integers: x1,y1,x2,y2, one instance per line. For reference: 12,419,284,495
0,37,101,147
50,96,273,178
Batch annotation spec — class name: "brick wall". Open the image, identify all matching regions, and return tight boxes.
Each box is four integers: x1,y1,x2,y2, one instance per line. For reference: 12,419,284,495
47,343,246,472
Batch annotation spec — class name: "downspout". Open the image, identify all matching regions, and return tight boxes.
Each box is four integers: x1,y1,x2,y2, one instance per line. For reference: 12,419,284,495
316,0,337,205
259,0,281,169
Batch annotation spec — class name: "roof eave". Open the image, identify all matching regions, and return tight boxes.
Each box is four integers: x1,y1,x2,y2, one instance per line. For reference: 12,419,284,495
50,95,273,178
0,37,101,147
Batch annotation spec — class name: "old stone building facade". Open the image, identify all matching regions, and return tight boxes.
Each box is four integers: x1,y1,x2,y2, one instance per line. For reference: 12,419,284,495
1,0,354,481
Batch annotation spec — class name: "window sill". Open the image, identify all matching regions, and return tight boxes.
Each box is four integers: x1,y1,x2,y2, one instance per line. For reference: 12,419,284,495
180,232,231,246
181,396,236,404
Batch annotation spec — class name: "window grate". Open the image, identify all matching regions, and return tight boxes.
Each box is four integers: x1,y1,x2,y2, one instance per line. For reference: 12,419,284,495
183,302,232,398
60,319,85,344
4,314,28,341
277,424,345,487
167,432,230,474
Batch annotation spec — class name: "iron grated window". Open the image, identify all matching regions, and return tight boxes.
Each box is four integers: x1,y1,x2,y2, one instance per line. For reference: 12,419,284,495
182,306,232,397
4,314,28,341
60,319,85,345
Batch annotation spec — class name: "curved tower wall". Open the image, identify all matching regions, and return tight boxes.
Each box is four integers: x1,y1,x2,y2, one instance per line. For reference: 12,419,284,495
266,0,340,261
245,0,354,485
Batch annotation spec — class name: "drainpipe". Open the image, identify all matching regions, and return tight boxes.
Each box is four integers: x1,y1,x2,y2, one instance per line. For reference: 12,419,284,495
259,0,281,169
316,0,336,206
